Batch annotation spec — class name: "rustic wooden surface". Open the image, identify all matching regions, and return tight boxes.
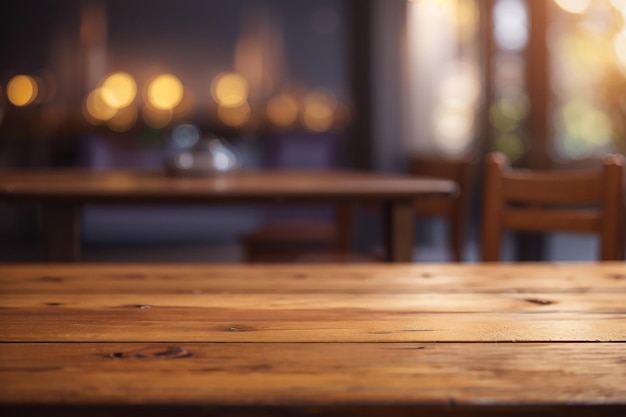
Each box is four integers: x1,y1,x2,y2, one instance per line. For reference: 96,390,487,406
0,263,625,416
0,169,454,262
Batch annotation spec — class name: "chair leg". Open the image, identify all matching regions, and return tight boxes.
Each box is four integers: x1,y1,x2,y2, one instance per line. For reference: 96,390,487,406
449,215,464,262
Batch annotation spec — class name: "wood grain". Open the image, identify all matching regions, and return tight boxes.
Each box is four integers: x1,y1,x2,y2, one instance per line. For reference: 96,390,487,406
1,263,625,294
2,309,624,342
1,263,626,415
1,343,624,406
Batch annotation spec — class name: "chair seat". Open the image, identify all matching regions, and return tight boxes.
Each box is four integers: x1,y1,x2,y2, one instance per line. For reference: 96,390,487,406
241,221,335,244
241,220,337,262
296,250,381,263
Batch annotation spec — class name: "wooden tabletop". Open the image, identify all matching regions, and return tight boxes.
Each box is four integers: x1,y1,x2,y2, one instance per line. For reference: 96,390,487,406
0,169,456,204
1,263,625,416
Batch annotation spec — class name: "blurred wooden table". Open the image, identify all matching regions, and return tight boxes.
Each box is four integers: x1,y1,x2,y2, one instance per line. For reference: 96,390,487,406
1,262,625,416
0,169,455,262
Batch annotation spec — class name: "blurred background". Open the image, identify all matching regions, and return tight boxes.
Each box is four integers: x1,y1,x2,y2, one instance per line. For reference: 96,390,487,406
1,0,625,262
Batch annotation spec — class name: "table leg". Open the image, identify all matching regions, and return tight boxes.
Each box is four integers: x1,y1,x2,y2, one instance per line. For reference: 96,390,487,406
382,199,414,262
42,204,81,262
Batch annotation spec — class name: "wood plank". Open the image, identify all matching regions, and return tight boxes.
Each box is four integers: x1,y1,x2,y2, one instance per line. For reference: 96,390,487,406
1,306,624,342
504,208,600,233
1,263,625,294
2,292,625,313
502,173,601,204
1,343,624,406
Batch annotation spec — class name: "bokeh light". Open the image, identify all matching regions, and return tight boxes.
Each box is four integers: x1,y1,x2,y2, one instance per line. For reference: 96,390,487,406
489,95,529,132
493,133,525,161
433,102,475,154
211,72,249,108
217,102,251,127
266,93,299,127
555,99,612,159
301,89,336,133
456,0,478,38
101,72,136,109
107,104,137,132
614,30,626,75
7,75,38,106
610,0,626,20
494,0,528,51
84,88,117,122
554,0,591,14
171,123,201,149
439,62,480,107
146,74,184,110
551,32,611,91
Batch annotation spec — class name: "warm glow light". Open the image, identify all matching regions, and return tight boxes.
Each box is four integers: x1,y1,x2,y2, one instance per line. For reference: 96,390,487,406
551,32,611,90
217,102,251,127
301,89,336,133
146,74,184,110
85,88,117,121
433,103,474,154
7,75,38,106
143,104,173,128
266,94,299,127
101,72,136,109
456,0,478,38
610,0,626,19
556,99,612,159
554,0,591,14
614,30,626,74
211,72,249,108
440,64,480,106
107,104,137,132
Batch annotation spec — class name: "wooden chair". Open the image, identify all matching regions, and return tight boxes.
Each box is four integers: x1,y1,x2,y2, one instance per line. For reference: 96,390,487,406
480,152,625,262
240,204,354,262
409,156,475,262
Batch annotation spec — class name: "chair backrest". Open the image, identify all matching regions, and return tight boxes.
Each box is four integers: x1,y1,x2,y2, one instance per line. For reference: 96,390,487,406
480,152,625,262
